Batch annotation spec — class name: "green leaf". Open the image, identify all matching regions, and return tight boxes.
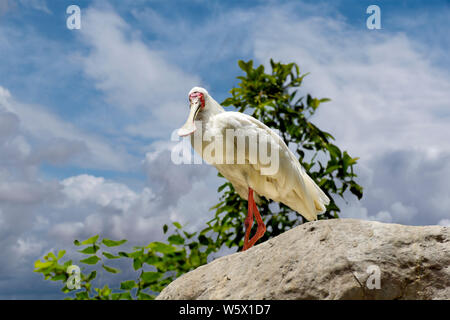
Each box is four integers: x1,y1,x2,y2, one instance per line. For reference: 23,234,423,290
102,264,120,274
75,291,89,300
133,258,143,270
86,270,97,282
45,252,57,261
34,260,53,270
73,240,81,246
198,235,209,246
78,245,99,254
141,271,161,283
81,235,99,245
189,252,201,266
102,252,120,259
120,280,137,290
127,250,144,258
102,238,127,247
50,274,67,281
57,250,66,260
99,285,111,297
327,144,342,159
168,234,184,245
61,286,70,294
111,293,120,300
147,242,176,254
325,164,340,175
63,260,73,268
182,231,196,239
217,184,227,193
112,292,133,300
349,182,363,200
138,292,153,300
221,97,235,106
80,255,100,265
172,222,182,229
238,60,253,74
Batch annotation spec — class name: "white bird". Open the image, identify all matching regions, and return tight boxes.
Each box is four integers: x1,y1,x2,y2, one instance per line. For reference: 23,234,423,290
178,87,330,251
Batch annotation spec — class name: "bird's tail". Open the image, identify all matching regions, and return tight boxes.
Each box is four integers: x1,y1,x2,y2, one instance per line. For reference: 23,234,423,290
313,181,330,214
293,172,330,221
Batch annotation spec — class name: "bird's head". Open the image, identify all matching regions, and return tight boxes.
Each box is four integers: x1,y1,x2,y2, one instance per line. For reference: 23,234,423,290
177,87,209,137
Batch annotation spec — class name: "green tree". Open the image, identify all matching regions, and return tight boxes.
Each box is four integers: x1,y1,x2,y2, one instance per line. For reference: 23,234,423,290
34,60,363,299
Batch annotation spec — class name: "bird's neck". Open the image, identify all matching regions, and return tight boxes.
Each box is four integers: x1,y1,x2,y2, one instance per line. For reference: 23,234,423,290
198,96,225,122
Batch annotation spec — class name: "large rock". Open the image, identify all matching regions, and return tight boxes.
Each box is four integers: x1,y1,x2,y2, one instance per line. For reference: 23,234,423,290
156,219,449,300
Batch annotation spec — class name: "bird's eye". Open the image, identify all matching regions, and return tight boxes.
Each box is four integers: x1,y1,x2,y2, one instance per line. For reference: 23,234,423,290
188,92,205,109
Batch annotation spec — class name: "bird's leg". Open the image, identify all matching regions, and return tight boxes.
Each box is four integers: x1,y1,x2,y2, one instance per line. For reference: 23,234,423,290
245,195,267,250
243,187,254,251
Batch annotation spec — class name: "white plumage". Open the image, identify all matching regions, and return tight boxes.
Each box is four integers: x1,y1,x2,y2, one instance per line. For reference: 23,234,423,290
178,87,330,249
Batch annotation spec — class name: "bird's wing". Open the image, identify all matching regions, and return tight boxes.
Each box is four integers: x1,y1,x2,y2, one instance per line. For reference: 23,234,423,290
209,111,330,221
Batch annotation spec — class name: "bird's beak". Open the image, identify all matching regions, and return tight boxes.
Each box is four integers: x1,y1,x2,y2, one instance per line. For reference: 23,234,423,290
178,99,201,137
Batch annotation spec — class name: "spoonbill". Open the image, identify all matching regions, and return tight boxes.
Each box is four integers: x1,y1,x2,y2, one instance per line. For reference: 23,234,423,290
178,87,330,251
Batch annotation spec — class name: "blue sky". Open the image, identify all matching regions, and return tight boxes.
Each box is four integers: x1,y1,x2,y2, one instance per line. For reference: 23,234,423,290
0,0,449,299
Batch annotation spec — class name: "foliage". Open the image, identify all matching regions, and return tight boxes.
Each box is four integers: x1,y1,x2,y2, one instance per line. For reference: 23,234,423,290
34,225,214,300
34,60,363,299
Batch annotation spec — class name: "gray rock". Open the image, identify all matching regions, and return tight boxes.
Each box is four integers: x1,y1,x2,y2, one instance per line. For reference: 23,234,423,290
156,219,450,300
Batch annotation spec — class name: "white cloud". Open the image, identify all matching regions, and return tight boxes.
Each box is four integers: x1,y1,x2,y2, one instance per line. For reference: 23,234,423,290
0,0,51,15
49,221,85,241
372,211,393,223
51,161,220,244
54,174,156,241
438,219,450,227
143,140,221,229
368,202,418,224
61,174,145,211
18,0,51,13
0,85,132,170
14,237,46,260
249,6,450,160
130,5,254,67
0,84,137,290
338,202,391,224
77,7,201,138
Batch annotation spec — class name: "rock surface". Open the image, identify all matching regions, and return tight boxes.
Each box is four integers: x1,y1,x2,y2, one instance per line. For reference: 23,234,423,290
156,219,449,300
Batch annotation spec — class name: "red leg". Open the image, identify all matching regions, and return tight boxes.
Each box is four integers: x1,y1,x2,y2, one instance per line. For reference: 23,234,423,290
245,198,266,249
243,188,254,251
242,187,266,251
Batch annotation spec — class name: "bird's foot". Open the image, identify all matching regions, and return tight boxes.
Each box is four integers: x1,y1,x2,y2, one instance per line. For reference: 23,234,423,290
245,223,266,250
